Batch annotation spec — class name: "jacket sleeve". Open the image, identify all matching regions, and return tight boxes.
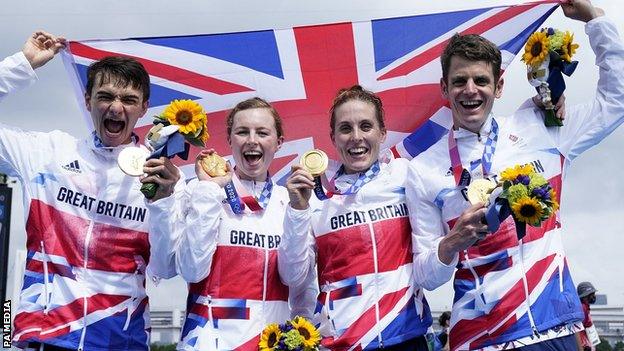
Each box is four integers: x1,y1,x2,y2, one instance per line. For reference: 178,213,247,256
551,17,624,161
278,205,317,290
175,179,224,283
145,176,188,281
0,52,36,99
406,162,457,291
288,263,318,320
0,51,48,178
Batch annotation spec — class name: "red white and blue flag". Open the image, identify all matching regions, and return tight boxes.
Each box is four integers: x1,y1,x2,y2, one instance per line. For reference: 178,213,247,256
61,1,559,184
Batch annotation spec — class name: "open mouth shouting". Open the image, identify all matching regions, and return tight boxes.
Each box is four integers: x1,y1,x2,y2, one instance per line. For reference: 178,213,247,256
103,118,127,137
242,149,263,168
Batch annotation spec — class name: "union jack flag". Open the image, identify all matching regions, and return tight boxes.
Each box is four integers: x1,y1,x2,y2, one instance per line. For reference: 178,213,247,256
61,1,559,184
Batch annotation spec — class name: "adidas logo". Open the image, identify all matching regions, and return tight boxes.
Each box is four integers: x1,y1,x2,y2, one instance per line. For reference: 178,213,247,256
62,160,82,173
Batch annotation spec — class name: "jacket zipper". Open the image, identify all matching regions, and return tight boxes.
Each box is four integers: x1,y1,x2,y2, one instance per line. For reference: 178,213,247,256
123,272,140,331
78,220,95,351
324,286,335,332
207,295,215,349
518,239,540,337
262,247,269,324
40,242,50,315
557,253,564,292
368,222,383,348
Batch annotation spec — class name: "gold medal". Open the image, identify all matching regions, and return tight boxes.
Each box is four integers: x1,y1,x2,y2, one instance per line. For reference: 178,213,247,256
118,146,149,177
467,178,498,205
300,149,328,176
201,153,228,177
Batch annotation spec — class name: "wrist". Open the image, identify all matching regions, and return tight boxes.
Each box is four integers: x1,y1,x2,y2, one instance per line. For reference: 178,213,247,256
581,7,603,23
289,200,309,211
586,8,602,22
438,237,457,265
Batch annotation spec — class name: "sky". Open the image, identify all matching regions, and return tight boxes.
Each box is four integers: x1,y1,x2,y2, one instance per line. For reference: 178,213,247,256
0,0,622,314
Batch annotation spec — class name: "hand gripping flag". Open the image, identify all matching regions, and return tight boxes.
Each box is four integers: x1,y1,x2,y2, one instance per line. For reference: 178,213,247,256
61,1,559,184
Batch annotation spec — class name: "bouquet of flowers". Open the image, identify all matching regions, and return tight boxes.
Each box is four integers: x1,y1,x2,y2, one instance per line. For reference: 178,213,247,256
141,99,209,198
522,27,579,127
259,316,321,351
497,164,559,239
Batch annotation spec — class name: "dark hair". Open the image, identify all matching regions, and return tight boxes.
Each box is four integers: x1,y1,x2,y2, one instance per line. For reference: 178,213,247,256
329,85,385,135
441,33,502,84
226,97,284,138
438,311,451,327
85,56,150,101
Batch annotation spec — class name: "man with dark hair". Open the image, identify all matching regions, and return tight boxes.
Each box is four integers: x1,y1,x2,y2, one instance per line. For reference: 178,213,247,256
440,33,503,90
0,31,179,350
407,0,623,350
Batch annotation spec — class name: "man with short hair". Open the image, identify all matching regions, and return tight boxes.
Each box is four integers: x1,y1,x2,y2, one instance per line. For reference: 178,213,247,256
406,0,623,350
1,31,179,350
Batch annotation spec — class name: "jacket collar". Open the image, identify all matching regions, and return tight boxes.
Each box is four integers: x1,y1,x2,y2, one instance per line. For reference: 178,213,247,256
452,113,494,141
85,131,141,160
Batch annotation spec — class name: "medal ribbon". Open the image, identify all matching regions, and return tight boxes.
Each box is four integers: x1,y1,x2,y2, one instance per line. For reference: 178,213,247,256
448,117,499,186
224,172,273,214
313,161,381,200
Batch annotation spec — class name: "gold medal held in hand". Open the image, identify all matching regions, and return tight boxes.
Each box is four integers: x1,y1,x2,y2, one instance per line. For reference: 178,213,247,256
201,152,228,177
300,149,328,176
467,179,498,205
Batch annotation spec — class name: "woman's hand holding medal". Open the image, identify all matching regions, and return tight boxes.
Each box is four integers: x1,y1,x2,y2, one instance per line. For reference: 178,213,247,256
195,149,232,187
285,149,329,210
286,165,314,210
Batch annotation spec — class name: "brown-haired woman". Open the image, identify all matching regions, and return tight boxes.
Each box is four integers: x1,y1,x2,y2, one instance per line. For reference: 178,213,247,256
278,85,432,350
148,97,315,350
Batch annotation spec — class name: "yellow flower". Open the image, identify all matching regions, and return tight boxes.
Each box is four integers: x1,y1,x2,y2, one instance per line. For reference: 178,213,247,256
550,189,560,212
501,167,519,182
511,196,544,226
561,31,579,62
196,122,210,144
518,163,534,176
500,164,534,182
291,316,321,350
522,31,550,68
161,99,206,135
259,323,281,351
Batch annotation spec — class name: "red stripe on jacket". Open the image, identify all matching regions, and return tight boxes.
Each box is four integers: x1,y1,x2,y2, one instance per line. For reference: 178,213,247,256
25,199,149,273
317,217,412,284
189,246,289,301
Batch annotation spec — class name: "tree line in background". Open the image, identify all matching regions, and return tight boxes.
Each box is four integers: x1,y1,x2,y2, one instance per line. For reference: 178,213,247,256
594,340,624,351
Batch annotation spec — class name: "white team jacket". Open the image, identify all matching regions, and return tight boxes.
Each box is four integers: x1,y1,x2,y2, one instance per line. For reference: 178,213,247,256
407,17,624,351
148,178,316,351
1,52,165,351
279,157,432,350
